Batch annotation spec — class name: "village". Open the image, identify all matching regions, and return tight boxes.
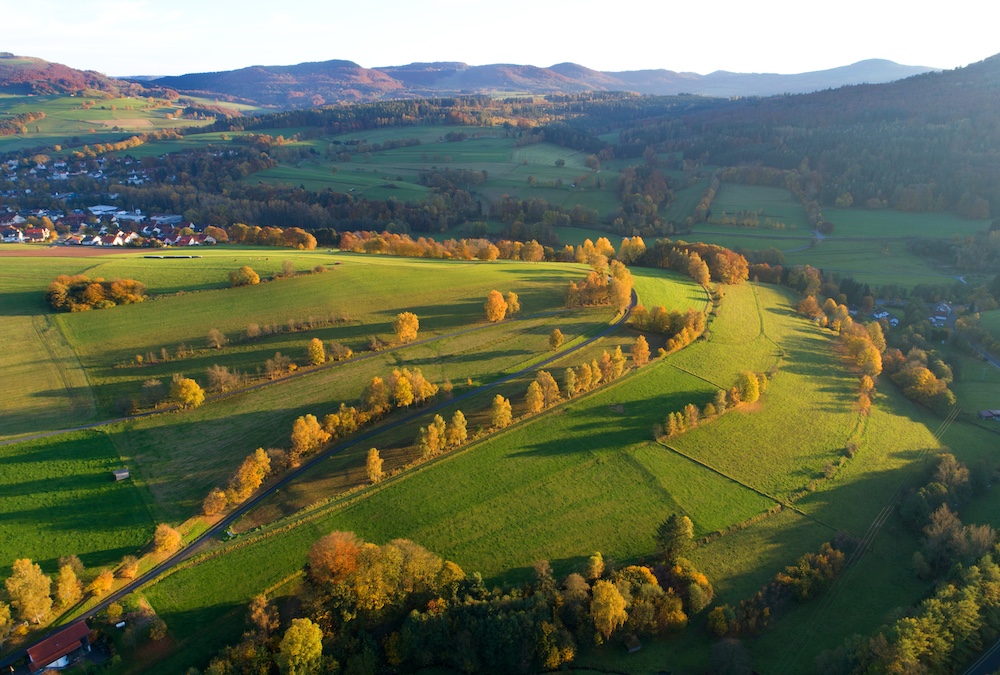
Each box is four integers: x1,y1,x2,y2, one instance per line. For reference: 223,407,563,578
0,206,217,248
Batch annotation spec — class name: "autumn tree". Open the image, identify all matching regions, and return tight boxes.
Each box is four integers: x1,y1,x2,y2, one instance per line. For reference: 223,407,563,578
170,375,205,408
228,448,271,502
549,328,564,350
0,603,12,649
203,487,228,516
6,559,52,623
505,291,521,315
490,394,512,428
611,345,627,378
591,580,628,641
308,531,361,585
393,311,420,343
536,370,560,407
306,337,326,365
153,523,182,553
656,513,694,563
631,335,650,367
89,570,114,597
447,410,468,448
526,380,544,414
207,328,228,349
229,265,260,287
484,290,508,322
118,556,139,580
366,448,384,483
290,414,331,464
56,565,82,608
736,371,761,404
564,368,577,397
277,618,324,675
587,552,605,581
249,594,280,637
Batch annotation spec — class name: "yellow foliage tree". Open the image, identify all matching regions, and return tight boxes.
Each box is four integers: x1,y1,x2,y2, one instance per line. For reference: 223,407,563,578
393,312,420,343
484,290,508,322
170,376,205,408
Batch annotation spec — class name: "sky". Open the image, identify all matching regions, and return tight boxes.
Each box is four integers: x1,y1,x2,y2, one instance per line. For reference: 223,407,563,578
2,0,997,77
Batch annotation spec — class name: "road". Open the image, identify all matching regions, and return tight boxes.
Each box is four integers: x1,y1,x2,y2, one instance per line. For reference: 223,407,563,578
1,293,635,670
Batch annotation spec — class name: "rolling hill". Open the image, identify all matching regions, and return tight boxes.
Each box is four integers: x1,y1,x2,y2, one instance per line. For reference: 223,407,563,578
143,57,936,107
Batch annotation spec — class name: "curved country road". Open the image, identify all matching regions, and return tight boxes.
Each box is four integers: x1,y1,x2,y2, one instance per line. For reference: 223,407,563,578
1,292,635,670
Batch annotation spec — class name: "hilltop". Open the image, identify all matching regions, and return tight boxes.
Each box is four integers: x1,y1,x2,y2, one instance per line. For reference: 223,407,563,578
145,57,935,106
0,53,129,95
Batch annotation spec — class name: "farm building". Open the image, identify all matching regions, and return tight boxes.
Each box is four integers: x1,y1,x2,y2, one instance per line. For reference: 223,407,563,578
27,621,90,673
113,468,130,481
978,410,1000,421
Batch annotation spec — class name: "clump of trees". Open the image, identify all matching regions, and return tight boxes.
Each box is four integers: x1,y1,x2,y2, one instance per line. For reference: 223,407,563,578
566,259,633,312
708,538,850,638
416,410,468,459
637,240,748,286
484,289,521,321
229,265,260,287
630,305,707,352
561,347,628,399
659,371,767,440
199,528,711,674
883,347,957,415
338,230,546,262
203,448,272,515
46,274,147,311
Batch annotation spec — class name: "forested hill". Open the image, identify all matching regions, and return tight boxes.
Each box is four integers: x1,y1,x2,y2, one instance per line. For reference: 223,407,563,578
665,53,1000,216
145,58,934,107
0,53,128,95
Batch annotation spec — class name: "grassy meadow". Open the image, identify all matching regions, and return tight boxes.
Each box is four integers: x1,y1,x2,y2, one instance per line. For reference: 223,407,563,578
0,430,154,578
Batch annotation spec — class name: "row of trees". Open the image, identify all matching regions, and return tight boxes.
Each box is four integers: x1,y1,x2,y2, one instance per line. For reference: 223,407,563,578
46,274,147,312
660,371,767,439
630,306,707,352
884,347,957,416
1,523,181,642
203,449,272,516
338,230,547,262
415,410,468,460
707,538,850,638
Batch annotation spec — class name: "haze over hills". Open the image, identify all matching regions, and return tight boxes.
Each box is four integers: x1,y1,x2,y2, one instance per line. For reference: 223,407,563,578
148,58,937,106
0,51,936,107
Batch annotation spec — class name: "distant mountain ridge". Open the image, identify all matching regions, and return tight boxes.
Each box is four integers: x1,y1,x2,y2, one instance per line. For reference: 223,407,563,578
146,58,936,107
0,52,937,107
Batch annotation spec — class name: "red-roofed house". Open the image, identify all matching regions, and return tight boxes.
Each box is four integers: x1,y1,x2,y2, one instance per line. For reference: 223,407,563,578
27,621,91,673
98,233,124,246
24,227,50,242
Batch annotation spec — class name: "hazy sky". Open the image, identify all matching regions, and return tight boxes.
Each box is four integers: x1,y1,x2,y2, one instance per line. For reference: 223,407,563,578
3,0,997,76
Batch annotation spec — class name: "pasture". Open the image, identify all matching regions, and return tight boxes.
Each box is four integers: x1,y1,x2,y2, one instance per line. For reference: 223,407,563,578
825,207,988,239
0,430,154,578
710,183,810,230
53,253,595,413
0,94,214,152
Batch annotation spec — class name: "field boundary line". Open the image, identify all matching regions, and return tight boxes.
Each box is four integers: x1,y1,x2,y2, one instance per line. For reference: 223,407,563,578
655,439,839,533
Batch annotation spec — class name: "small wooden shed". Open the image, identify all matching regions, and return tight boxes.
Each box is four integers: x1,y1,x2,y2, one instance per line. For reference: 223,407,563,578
112,468,130,481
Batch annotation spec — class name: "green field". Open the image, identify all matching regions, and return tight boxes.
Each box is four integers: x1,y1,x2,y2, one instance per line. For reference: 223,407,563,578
982,309,1000,342
0,430,154,577
783,238,960,287
133,274,904,673
53,253,595,414
0,94,216,152
711,183,811,229
825,207,988,239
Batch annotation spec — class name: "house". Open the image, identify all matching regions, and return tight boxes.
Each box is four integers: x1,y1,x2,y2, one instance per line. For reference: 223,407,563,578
122,231,140,245
24,227,49,242
113,468,130,481
978,411,1000,421
935,302,952,315
150,213,183,226
1,227,24,243
98,233,124,246
173,235,201,247
27,621,90,673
